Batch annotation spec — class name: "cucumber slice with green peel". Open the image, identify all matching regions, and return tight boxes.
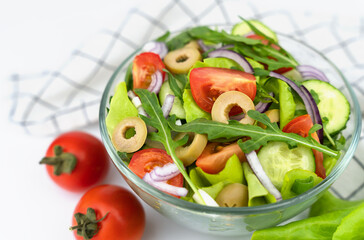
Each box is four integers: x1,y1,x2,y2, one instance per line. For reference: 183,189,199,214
231,20,278,43
159,81,186,119
302,80,350,134
257,142,315,190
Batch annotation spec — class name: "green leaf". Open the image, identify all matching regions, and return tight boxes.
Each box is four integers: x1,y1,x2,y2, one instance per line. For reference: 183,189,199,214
134,89,205,204
182,89,211,122
251,209,353,240
243,162,276,206
166,31,193,50
332,202,364,240
163,69,184,102
281,169,322,199
155,31,170,42
124,62,133,91
106,82,138,136
309,191,364,217
168,110,339,157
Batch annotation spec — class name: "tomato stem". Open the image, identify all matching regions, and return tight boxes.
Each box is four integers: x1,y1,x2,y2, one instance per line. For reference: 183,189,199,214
39,145,77,176
70,208,109,240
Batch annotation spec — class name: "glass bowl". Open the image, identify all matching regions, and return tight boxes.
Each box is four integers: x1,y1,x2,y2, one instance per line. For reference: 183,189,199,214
99,26,361,237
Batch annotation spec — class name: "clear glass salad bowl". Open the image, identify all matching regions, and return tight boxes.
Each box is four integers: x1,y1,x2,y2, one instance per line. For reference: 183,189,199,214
99,26,361,237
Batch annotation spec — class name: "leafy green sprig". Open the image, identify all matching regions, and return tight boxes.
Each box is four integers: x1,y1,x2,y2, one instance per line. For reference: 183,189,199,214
169,110,339,158
134,89,205,204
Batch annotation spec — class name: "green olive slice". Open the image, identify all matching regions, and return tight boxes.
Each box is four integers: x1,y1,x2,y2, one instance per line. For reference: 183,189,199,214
216,183,248,207
211,91,255,125
111,117,147,153
259,109,280,129
174,132,208,166
164,47,201,74
184,40,200,50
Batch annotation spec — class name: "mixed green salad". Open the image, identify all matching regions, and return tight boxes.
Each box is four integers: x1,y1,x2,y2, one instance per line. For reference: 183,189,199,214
105,19,350,207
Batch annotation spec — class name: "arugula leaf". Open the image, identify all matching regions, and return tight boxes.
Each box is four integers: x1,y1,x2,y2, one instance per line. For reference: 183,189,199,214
163,69,185,103
155,31,170,42
134,89,205,203
166,31,193,50
169,110,339,157
187,26,261,45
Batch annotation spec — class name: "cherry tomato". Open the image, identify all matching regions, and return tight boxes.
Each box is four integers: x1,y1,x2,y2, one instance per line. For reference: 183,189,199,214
128,148,183,196
71,184,145,240
282,114,326,178
189,67,256,113
246,34,293,74
196,142,247,174
41,131,109,192
132,52,166,89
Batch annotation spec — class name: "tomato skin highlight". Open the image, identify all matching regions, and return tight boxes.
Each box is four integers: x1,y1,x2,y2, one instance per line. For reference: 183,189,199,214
196,142,247,174
44,131,109,192
189,67,256,113
132,52,166,89
282,114,326,178
72,185,145,240
129,148,184,196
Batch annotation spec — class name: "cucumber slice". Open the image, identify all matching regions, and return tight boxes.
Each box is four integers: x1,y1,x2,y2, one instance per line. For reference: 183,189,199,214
231,20,278,43
159,81,186,119
257,142,315,190
302,80,350,134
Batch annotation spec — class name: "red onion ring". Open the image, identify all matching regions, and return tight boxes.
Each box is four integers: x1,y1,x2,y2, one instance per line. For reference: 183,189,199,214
255,92,274,113
297,65,330,82
143,41,168,59
161,94,175,118
207,49,254,74
149,163,180,182
300,85,324,142
143,172,188,197
197,39,211,52
245,151,282,201
147,70,163,94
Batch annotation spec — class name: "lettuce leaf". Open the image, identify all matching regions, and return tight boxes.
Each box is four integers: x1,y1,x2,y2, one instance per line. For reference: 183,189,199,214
182,89,211,122
105,82,138,136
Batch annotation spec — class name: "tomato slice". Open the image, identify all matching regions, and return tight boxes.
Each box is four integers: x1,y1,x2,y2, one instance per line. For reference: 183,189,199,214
282,114,326,179
189,67,256,113
196,142,247,174
132,52,166,89
128,148,183,196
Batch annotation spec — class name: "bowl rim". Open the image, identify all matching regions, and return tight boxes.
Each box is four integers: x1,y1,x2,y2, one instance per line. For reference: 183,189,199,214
99,28,362,214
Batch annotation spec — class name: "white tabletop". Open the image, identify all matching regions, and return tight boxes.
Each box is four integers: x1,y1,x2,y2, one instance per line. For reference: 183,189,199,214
1,1,363,239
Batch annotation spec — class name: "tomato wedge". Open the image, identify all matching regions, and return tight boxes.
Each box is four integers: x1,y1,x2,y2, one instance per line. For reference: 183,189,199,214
189,67,256,113
196,142,247,174
132,52,166,89
282,114,326,179
128,148,183,196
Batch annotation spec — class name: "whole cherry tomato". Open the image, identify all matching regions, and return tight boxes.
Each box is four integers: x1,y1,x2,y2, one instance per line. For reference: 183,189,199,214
70,184,145,240
40,131,109,192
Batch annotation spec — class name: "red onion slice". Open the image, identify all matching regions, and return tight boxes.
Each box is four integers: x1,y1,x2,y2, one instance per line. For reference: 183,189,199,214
143,172,188,197
297,65,330,82
197,39,211,52
255,92,274,113
207,49,254,74
300,85,324,142
245,151,282,201
192,189,219,207
143,41,168,59
149,163,180,182
147,70,163,94
161,94,175,118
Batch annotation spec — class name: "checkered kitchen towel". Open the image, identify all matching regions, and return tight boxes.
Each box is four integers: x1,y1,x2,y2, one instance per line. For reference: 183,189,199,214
8,0,364,199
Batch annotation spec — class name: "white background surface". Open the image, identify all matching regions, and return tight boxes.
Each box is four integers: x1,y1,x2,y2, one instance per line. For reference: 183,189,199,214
0,1,362,239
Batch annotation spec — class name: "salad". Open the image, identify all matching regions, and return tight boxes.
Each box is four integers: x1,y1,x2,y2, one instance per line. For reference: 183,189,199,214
105,19,350,207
